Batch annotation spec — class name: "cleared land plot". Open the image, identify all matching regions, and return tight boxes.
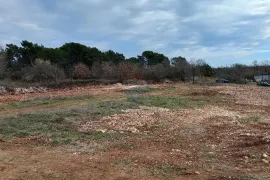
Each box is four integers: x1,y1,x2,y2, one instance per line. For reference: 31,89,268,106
0,83,270,180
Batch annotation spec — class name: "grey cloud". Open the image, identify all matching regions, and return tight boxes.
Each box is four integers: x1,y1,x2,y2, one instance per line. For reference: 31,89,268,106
0,0,270,62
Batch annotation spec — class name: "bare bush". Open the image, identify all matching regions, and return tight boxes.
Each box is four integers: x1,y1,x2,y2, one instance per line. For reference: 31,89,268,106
72,63,91,79
153,63,169,80
10,70,24,80
101,61,118,79
90,62,102,78
117,62,140,83
143,63,169,82
23,59,65,83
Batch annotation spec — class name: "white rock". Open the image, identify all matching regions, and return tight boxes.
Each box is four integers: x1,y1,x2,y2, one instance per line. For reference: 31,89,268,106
262,159,269,164
97,129,107,133
0,87,7,94
114,83,123,87
172,149,181,152
130,127,139,133
262,153,268,158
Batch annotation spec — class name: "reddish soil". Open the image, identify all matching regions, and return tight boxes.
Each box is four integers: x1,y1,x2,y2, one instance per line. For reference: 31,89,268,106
1,83,270,180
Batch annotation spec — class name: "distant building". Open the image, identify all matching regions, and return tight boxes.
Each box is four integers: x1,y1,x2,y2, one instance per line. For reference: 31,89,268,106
254,74,270,82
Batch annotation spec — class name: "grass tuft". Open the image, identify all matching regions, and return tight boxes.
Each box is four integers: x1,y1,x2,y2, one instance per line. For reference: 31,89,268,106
0,95,94,110
149,163,189,177
239,116,260,123
124,86,176,95
128,95,203,109
0,99,136,143
124,87,157,94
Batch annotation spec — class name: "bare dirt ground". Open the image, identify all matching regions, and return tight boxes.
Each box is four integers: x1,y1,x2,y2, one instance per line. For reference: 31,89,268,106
0,83,269,180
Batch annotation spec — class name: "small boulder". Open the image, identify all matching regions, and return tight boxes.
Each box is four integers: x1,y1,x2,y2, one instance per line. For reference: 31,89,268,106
137,80,148,85
114,83,123,87
0,86,7,94
163,79,172,84
262,153,268,158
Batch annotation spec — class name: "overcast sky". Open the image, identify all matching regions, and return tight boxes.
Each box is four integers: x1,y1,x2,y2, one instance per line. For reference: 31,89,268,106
0,0,270,66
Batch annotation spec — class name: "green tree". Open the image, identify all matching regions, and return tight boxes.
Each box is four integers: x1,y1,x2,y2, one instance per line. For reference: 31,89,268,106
60,42,90,67
137,55,147,67
200,64,213,77
141,51,169,66
38,48,65,65
5,41,44,69
103,50,125,64
86,47,104,66
171,56,187,65
126,57,139,64
20,40,44,66
5,44,22,69
0,47,7,78
171,56,190,81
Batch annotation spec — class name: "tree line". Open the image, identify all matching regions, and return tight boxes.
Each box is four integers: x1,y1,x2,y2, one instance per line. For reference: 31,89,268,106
0,40,269,84
215,61,270,83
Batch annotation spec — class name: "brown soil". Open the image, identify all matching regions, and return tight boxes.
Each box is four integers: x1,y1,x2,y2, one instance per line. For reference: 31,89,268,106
1,83,270,180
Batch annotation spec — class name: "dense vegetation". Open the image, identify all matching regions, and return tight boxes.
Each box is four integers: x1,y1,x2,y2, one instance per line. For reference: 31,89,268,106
0,40,269,84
